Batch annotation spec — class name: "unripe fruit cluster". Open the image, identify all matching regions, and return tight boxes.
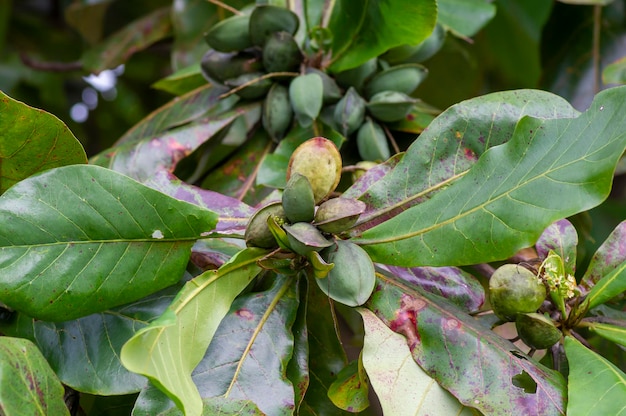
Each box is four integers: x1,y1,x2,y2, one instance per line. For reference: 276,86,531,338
200,5,444,162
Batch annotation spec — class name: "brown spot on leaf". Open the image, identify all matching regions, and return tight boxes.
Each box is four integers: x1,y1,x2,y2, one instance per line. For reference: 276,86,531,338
236,308,254,320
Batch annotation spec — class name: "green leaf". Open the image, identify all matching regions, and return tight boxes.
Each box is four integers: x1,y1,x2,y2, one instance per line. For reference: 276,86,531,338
120,248,267,416
0,165,217,321
326,0,437,72
583,261,626,310
160,397,265,416
536,219,578,277
359,308,474,415
81,7,172,73
327,358,369,412
368,274,567,415
437,0,496,38
0,278,185,395
0,337,69,416
0,90,87,194
564,336,626,416
580,220,626,292
152,63,206,96
349,89,578,234
586,322,626,348
190,274,300,415
353,86,626,267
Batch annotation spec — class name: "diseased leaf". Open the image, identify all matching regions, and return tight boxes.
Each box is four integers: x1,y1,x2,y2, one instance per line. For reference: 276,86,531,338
349,89,579,233
564,336,626,416
0,165,217,321
287,277,310,412
326,0,437,72
120,248,267,416
383,265,484,312
0,337,69,416
368,273,567,415
191,274,299,416
0,278,186,395
327,358,369,412
0,90,87,194
535,219,578,276
354,87,626,267
580,220,626,292
359,308,475,416
81,7,172,73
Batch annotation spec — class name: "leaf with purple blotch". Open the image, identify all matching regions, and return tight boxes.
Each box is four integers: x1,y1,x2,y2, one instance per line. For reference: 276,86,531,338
580,220,626,292
536,219,578,276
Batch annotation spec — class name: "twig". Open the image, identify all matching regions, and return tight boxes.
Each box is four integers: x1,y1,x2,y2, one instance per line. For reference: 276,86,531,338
206,0,241,15
592,5,602,94
218,72,299,99
20,53,82,72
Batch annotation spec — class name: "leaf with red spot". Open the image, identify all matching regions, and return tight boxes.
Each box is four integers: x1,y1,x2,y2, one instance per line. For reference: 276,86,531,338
367,272,567,415
535,219,578,276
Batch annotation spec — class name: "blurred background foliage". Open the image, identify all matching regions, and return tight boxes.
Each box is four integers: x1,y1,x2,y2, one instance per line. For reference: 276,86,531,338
1,0,625,268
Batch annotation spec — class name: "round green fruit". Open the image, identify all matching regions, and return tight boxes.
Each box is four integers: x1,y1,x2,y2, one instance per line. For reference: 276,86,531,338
489,264,546,322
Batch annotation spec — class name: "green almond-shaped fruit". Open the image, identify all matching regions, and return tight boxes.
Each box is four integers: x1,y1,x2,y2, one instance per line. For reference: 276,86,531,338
224,72,273,99
249,5,300,46
289,73,324,128
263,31,302,73
317,240,376,306
305,68,343,104
282,172,316,223
287,137,342,203
364,63,428,99
333,58,378,91
356,117,390,162
283,222,333,256
366,91,416,122
204,14,252,52
489,264,547,322
262,83,293,141
245,201,286,248
334,87,366,136
200,49,263,84
314,198,366,234
515,313,562,350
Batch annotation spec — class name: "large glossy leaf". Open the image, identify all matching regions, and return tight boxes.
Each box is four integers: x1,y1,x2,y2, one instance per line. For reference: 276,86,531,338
353,86,626,267
0,165,217,321
326,0,437,72
359,309,474,416
368,273,567,415
0,337,69,416
564,336,626,416
81,7,172,73
0,278,186,395
437,0,496,38
349,89,579,233
0,90,87,194
190,274,299,415
120,248,266,416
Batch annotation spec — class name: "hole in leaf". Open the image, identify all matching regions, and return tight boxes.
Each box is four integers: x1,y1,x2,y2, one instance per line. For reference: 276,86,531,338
512,370,537,394
510,350,527,360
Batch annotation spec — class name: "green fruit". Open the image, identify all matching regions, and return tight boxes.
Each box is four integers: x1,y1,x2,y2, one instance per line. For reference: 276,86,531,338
334,58,378,91
334,87,366,136
283,222,333,256
305,68,343,104
289,73,324,128
364,63,428,99
366,91,416,122
249,5,300,46
515,313,562,350
287,137,342,203
200,49,263,84
204,14,252,52
245,201,286,248
224,72,273,99
262,83,293,141
282,172,315,223
489,264,547,322
262,31,302,73
314,198,366,234
318,240,376,307
356,118,390,162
